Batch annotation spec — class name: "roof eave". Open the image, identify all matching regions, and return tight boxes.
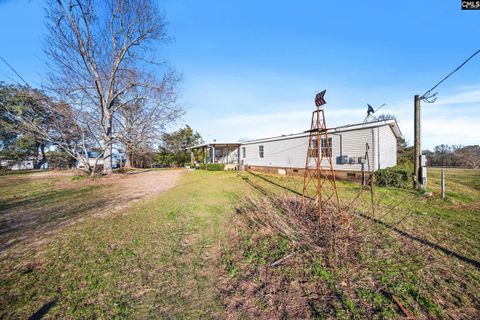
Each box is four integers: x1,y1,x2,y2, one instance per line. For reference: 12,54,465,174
186,142,242,150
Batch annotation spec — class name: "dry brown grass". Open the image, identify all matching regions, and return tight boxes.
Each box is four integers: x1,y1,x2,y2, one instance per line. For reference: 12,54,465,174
219,181,480,319
238,196,358,268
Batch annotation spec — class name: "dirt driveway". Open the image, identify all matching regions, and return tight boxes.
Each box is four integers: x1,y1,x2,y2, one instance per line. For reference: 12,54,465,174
85,169,184,216
0,169,184,254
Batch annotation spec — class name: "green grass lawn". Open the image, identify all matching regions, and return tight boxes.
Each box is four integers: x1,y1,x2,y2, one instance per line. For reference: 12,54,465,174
0,173,113,251
0,168,478,319
0,170,248,319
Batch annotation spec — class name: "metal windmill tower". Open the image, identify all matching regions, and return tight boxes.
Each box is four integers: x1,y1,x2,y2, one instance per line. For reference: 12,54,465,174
302,90,340,216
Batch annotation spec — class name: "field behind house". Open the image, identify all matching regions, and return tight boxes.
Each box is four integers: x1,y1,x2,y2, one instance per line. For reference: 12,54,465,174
0,168,479,319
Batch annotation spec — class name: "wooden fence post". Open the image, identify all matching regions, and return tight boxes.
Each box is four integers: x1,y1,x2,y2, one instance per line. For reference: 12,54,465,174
441,168,445,199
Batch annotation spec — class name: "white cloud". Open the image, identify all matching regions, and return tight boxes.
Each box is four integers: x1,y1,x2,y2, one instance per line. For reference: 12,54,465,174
181,73,480,149
374,90,480,148
434,89,480,106
424,117,478,140
201,107,372,141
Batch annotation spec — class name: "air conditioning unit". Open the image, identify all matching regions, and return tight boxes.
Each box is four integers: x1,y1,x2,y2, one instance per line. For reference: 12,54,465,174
358,157,366,164
339,155,348,164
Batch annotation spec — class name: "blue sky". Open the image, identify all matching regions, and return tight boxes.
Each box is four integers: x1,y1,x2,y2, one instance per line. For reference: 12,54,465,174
0,0,479,149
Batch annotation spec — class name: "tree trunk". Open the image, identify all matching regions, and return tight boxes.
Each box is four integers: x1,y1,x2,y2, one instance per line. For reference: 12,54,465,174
124,144,132,168
103,141,113,174
34,144,47,169
103,113,114,174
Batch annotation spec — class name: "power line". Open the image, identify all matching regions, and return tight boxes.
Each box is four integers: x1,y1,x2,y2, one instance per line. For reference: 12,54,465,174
0,55,29,86
421,48,480,102
3,74,23,86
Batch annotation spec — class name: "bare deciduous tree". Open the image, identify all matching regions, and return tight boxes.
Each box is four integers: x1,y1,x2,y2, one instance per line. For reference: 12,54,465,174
0,85,103,174
456,145,480,168
375,114,396,121
44,0,177,174
114,69,182,168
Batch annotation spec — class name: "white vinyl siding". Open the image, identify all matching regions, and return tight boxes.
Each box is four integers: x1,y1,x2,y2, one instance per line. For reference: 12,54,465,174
243,136,308,168
378,125,397,169
335,129,374,171
239,122,399,172
243,134,341,169
242,126,391,172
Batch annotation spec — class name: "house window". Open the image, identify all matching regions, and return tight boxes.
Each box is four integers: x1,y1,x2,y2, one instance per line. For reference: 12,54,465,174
321,137,333,157
242,147,246,158
309,138,318,157
310,137,332,157
259,145,264,158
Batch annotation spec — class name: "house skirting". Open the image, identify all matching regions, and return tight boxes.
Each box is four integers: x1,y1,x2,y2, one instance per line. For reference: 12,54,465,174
244,165,368,182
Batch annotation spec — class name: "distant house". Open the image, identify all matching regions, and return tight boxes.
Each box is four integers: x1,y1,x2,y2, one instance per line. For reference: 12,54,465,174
187,120,403,179
11,160,35,170
76,151,100,169
76,151,124,169
0,159,48,171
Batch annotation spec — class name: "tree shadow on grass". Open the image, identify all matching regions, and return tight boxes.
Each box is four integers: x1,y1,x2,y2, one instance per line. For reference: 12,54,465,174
247,171,304,197
28,299,57,320
0,187,99,213
356,212,480,270
0,186,109,252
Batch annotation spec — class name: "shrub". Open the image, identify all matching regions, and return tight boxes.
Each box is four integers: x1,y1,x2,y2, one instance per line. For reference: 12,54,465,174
375,165,411,188
197,163,224,171
206,163,225,171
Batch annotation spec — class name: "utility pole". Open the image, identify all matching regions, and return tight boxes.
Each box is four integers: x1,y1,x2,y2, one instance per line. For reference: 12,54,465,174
413,94,421,190
412,49,480,189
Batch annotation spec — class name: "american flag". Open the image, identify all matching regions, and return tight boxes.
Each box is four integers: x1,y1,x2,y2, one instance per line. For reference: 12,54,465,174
315,90,326,107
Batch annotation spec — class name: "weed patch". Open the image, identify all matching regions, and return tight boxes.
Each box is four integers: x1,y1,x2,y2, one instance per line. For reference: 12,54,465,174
219,192,480,319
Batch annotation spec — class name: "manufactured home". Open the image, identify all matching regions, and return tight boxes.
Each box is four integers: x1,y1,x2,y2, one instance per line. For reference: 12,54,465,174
187,119,403,179
76,151,124,169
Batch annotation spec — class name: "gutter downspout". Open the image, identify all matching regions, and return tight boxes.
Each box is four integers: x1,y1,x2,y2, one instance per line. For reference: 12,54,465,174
377,127,381,170
371,128,376,171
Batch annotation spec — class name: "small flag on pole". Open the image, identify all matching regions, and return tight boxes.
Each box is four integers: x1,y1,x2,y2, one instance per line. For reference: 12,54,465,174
315,90,327,107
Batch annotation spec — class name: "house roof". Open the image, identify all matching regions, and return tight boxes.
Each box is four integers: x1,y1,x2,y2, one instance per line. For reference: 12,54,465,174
186,142,242,150
240,120,403,145
186,120,403,149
